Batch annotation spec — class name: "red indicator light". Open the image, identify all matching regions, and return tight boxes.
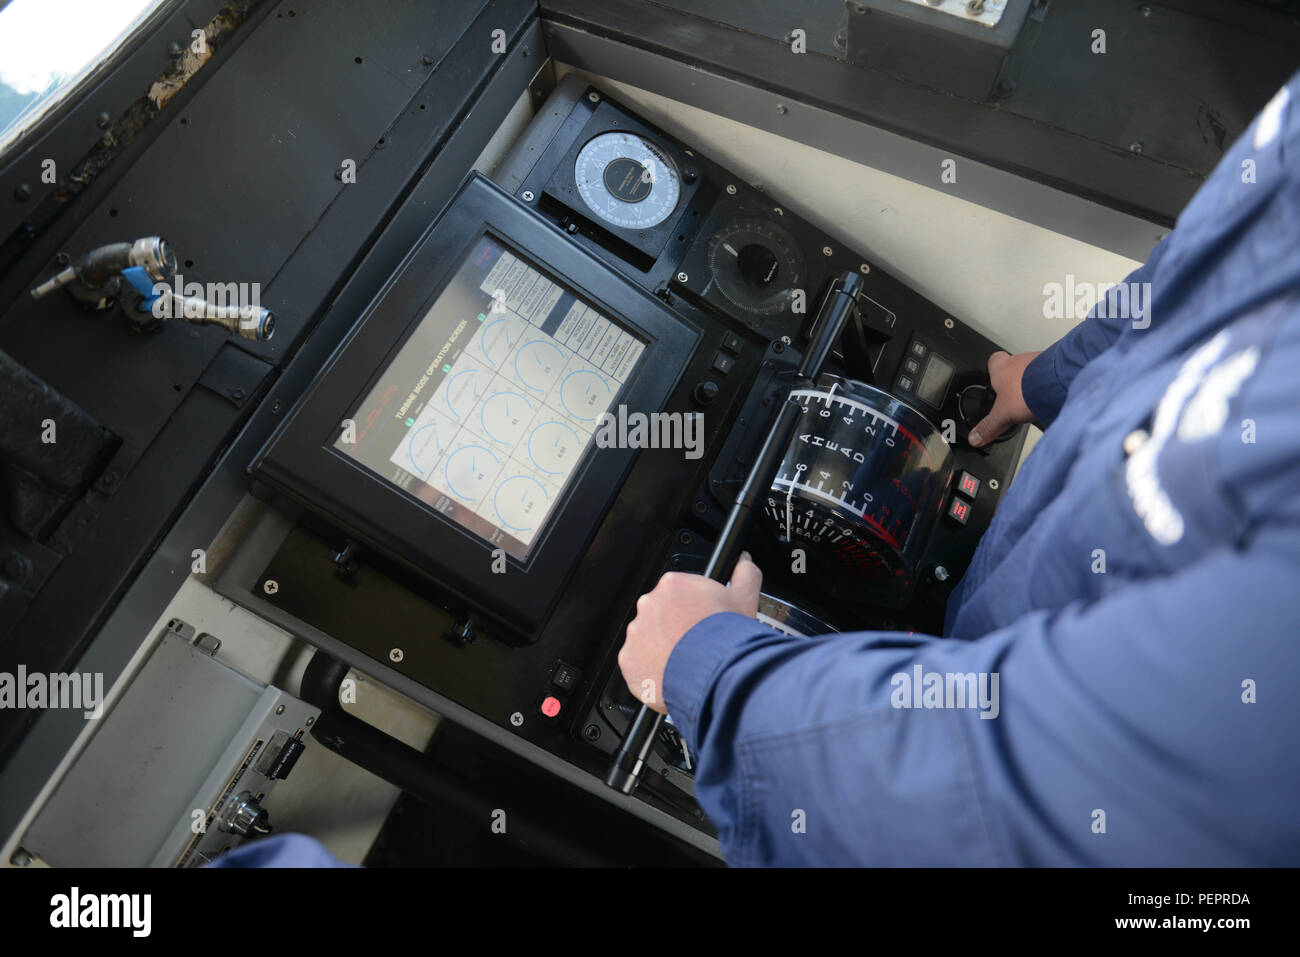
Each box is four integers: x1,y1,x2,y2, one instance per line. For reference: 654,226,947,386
956,470,980,500
947,498,970,525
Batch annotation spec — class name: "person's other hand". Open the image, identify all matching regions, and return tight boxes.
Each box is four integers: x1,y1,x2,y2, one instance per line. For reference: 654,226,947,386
618,554,763,713
968,350,1041,447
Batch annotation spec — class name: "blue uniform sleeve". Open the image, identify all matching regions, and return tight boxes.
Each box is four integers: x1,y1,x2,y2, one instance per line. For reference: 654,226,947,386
1020,240,1171,427
663,521,1300,866
207,833,354,867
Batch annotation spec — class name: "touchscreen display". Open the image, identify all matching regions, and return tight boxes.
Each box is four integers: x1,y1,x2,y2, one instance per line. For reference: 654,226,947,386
336,235,645,559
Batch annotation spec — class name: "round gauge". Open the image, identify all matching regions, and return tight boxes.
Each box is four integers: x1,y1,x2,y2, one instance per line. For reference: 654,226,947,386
707,217,805,316
527,420,583,476
479,390,534,446
493,474,550,535
559,368,613,424
442,367,485,420
762,375,953,606
442,443,500,503
479,314,527,368
574,132,682,229
513,338,564,392
404,422,443,477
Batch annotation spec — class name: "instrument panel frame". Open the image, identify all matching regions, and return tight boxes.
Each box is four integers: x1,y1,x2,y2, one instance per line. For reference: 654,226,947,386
251,173,701,640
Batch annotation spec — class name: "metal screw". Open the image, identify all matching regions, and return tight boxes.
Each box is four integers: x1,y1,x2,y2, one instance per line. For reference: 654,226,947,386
306,716,314,726
587,91,600,103
583,724,600,741
989,478,1000,490
822,246,833,256
776,104,787,115
521,189,534,201
389,648,404,662
676,271,688,283
966,0,985,14
510,711,524,727
10,849,33,867
422,54,434,66
781,335,792,345
275,704,285,715
860,263,871,274
96,111,111,130
230,388,245,400
773,206,784,216
1140,5,1152,16
726,184,737,195
263,579,279,595
944,317,955,329
1129,140,1144,154
934,565,950,582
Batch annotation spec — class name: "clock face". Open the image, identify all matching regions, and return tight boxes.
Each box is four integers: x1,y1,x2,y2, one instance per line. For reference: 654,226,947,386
574,131,682,230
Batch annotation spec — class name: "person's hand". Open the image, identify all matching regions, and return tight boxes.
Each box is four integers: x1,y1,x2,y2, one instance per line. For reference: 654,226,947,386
968,350,1041,447
618,554,763,713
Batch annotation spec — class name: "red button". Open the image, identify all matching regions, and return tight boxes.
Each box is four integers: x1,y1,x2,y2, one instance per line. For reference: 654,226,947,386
540,696,562,718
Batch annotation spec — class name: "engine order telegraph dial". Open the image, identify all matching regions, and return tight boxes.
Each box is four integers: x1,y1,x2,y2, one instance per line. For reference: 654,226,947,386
764,375,953,607
574,132,682,230
707,216,806,316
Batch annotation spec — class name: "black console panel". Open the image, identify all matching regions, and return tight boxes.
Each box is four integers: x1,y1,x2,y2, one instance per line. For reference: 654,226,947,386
248,80,1027,829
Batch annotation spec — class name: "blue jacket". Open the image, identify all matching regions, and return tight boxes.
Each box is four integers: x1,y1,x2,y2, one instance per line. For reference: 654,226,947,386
665,71,1300,866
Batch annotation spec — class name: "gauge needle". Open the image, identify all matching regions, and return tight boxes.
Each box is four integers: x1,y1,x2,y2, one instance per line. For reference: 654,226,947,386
723,243,738,257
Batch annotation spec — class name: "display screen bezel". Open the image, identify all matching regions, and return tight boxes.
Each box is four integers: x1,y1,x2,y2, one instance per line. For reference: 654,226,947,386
252,174,700,639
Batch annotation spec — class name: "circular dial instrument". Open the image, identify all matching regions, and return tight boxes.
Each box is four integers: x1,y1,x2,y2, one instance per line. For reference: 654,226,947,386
574,132,682,229
763,375,953,606
479,390,534,446
493,474,550,535
442,367,485,420
442,443,500,504
559,368,613,424
404,422,443,478
479,314,527,368
526,420,583,476
513,338,564,393
707,217,806,316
